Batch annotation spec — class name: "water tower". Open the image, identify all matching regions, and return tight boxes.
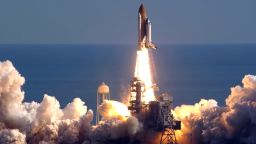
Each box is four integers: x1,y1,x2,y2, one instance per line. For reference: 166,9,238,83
96,82,110,124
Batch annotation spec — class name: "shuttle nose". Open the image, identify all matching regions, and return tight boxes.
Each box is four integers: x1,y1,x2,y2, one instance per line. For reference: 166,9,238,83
139,4,147,17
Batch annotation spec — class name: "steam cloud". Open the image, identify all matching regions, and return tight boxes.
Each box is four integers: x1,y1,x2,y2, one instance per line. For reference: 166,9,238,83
0,60,140,144
174,75,256,144
0,60,255,144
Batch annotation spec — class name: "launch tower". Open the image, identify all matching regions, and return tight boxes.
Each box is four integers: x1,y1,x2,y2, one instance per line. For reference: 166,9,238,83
128,4,181,144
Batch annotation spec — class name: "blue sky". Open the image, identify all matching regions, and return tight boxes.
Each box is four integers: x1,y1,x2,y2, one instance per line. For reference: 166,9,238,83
0,0,256,44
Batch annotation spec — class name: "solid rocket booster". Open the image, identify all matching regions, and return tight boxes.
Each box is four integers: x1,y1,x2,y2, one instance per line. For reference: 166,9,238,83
138,4,157,50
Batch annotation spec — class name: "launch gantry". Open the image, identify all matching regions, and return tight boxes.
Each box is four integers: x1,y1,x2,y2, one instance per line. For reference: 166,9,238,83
128,78,181,144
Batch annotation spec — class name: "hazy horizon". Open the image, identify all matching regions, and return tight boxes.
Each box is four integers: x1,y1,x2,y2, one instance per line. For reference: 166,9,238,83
1,1,256,45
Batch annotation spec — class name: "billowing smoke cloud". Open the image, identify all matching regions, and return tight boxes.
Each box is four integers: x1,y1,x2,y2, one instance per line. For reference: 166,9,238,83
98,100,130,121
0,60,256,144
0,60,140,144
174,75,256,144
90,100,141,143
0,60,35,129
0,129,26,144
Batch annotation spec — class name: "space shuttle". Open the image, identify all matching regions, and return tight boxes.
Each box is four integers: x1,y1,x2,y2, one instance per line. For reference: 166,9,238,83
138,4,157,50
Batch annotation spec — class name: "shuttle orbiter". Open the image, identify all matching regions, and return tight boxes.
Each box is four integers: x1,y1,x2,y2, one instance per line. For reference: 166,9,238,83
138,4,157,50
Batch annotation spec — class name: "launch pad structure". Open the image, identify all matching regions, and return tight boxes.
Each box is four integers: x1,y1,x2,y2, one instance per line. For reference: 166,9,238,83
128,4,181,144
128,78,181,144
96,4,181,144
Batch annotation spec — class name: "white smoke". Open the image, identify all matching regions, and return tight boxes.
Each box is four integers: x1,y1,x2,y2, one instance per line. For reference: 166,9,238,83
0,129,26,144
1,60,256,144
98,100,130,121
0,60,34,129
63,98,88,120
0,60,141,144
175,75,256,144
35,95,63,125
89,100,141,143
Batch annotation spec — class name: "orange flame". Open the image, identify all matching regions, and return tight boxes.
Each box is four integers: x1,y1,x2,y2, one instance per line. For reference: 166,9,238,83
134,49,155,103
